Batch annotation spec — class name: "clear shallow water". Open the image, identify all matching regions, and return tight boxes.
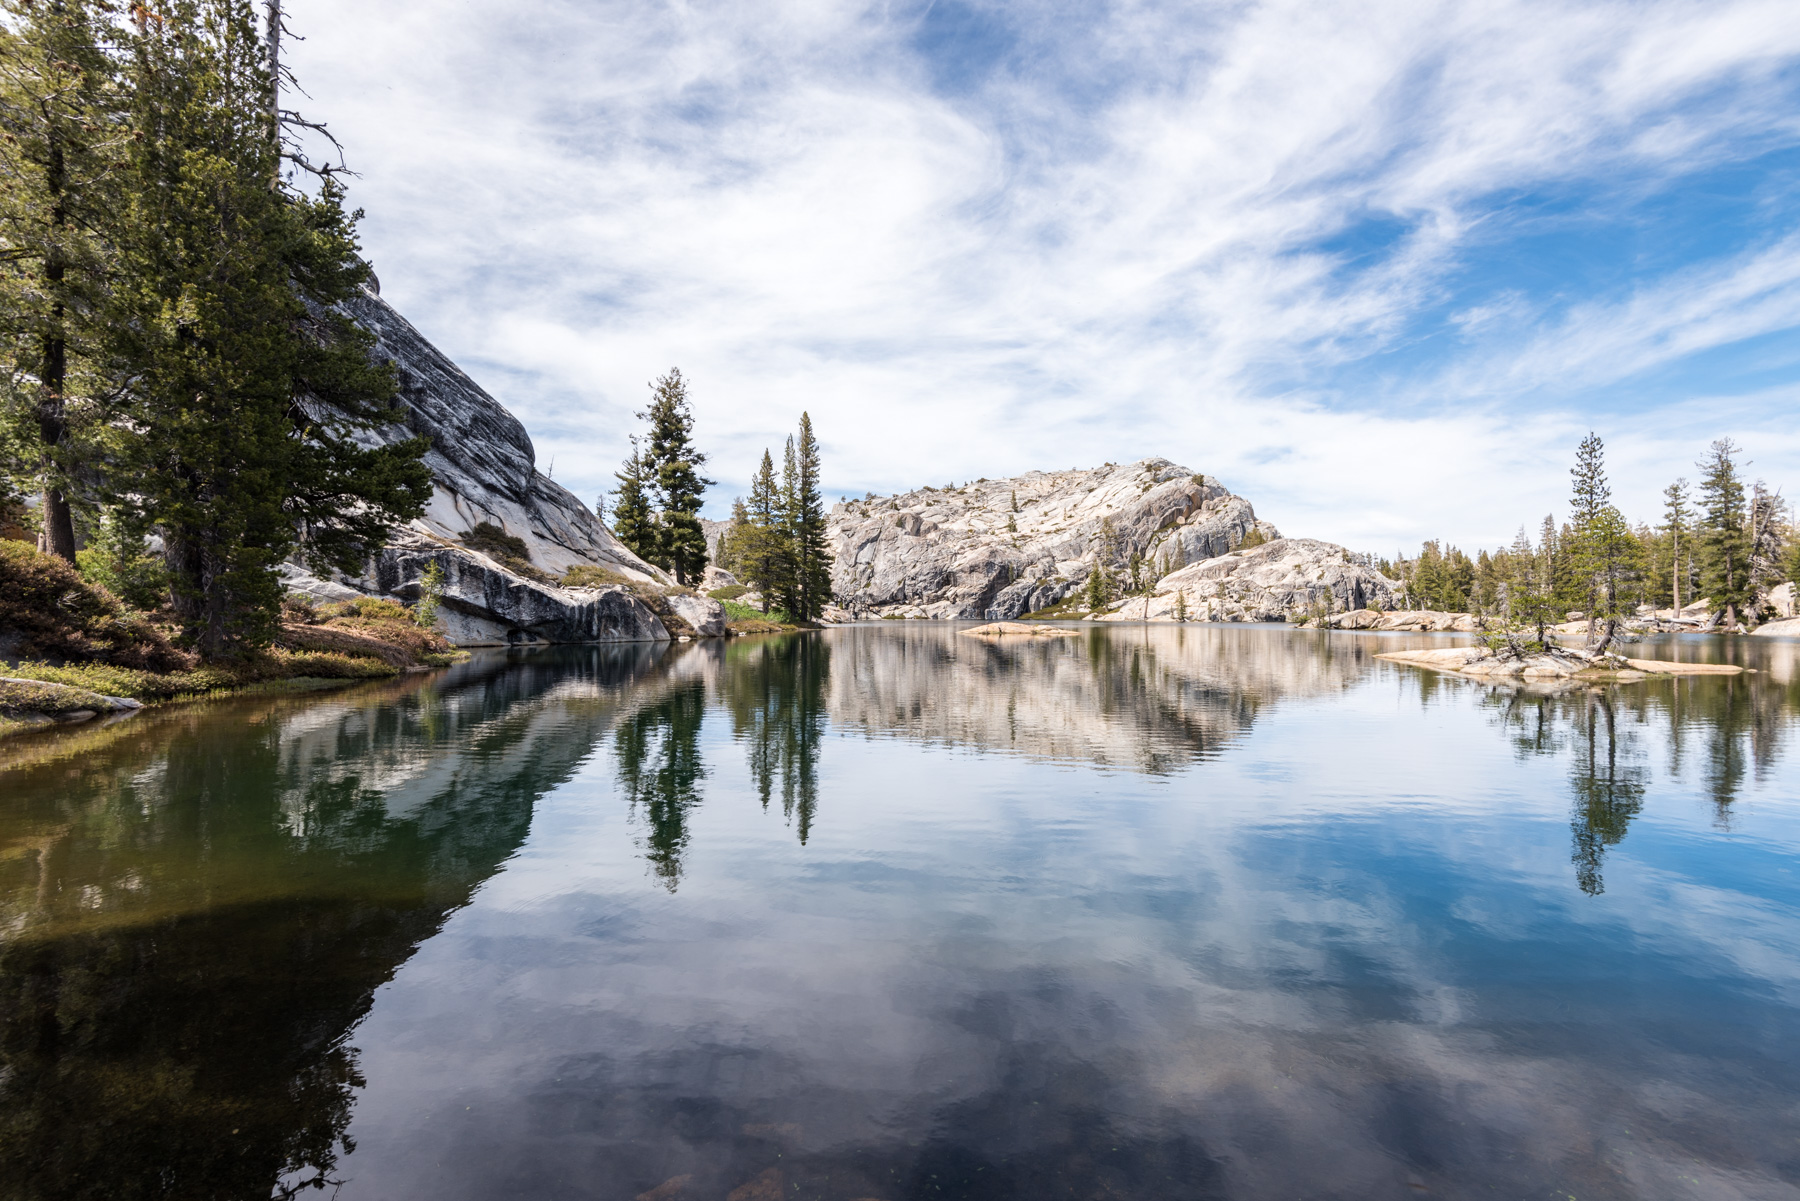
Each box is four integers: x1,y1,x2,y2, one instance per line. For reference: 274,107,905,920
2,625,1799,1201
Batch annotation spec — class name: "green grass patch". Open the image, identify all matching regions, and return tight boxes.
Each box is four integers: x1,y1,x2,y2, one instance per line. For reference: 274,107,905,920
718,598,795,625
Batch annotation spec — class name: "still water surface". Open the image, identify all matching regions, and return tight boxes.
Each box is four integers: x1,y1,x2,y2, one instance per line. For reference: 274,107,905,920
3,625,1799,1200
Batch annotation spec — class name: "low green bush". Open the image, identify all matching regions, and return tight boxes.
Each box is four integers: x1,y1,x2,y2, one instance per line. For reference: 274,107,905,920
462,522,552,582
707,584,748,601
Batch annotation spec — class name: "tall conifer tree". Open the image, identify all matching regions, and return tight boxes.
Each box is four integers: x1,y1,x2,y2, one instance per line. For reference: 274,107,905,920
0,0,124,560
791,412,831,622
1696,438,1750,627
639,367,711,584
610,436,654,561
1660,479,1691,613
740,448,785,614
114,0,429,655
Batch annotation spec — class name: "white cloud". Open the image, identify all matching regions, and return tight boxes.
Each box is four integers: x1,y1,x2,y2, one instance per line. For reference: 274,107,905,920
287,0,1800,550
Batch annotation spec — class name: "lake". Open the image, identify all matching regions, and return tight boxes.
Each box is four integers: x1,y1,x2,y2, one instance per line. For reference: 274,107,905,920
2,624,1798,1201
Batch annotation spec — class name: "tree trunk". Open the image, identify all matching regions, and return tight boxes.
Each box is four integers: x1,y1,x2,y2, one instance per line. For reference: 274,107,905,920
37,317,75,561
37,133,78,563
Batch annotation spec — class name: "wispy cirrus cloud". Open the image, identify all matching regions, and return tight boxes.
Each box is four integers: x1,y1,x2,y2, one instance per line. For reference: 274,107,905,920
287,0,1800,550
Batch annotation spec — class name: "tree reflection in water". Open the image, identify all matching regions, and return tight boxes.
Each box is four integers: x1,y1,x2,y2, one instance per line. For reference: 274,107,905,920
725,634,829,842
616,683,708,890
0,646,664,1201
1480,658,1795,894
613,635,832,888
1566,693,1647,895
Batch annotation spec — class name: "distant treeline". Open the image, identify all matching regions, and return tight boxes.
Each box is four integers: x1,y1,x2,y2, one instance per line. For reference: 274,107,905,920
1383,435,1793,632
0,1,430,658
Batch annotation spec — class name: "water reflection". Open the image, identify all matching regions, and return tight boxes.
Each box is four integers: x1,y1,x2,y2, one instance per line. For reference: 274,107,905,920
616,682,708,890
1,627,1797,1199
827,624,1385,772
723,635,828,843
0,646,669,1200
1474,635,1800,893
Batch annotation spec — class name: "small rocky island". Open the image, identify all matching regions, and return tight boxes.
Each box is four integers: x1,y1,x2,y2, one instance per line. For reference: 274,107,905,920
1376,645,1746,681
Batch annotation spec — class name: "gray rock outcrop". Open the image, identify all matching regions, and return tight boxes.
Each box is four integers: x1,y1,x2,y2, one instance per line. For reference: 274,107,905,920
369,532,669,647
279,288,700,646
1099,538,1401,623
828,459,1278,620
337,289,664,583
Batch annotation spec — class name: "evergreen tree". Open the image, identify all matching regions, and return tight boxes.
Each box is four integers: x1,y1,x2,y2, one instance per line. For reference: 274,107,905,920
1696,438,1751,626
740,449,787,615
1566,432,1635,645
0,0,125,561
790,411,831,622
639,367,711,585
114,1,429,656
1084,559,1108,612
716,495,749,576
772,434,800,619
610,436,655,560
1748,482,1786,619
1660,479,1691,612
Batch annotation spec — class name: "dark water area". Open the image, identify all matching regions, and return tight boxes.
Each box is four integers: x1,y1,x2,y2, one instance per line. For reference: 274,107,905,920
2,625,1798,1201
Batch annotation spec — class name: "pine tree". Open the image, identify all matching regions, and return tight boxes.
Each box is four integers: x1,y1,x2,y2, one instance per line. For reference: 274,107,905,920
1661,479,1691,613
717,496,749,576
790,412,832,622
114,1,429,656
610,437,655,560
1748,482,1785,620
1084,559,1108,612
0,0,125,561
1696,438,1751,627
639,367,712,585
1567,432,1635,645
740,449,786,615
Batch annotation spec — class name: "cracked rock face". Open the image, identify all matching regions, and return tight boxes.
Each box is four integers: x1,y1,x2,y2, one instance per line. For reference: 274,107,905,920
284,289,680,645
828,458,1278,620
372,532,669,647
1099,538,1402,624
340,289,662,583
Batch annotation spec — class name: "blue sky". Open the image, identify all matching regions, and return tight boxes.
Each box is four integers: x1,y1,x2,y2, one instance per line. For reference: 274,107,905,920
290,0,1800,553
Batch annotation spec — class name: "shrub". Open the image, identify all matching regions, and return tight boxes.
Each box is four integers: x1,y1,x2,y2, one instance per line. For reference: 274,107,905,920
718,598,793,625
462,522,551,582
563,565,632,589
76,514,169,611
415,561,446,629
707,584,748,601
0,540,185,671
